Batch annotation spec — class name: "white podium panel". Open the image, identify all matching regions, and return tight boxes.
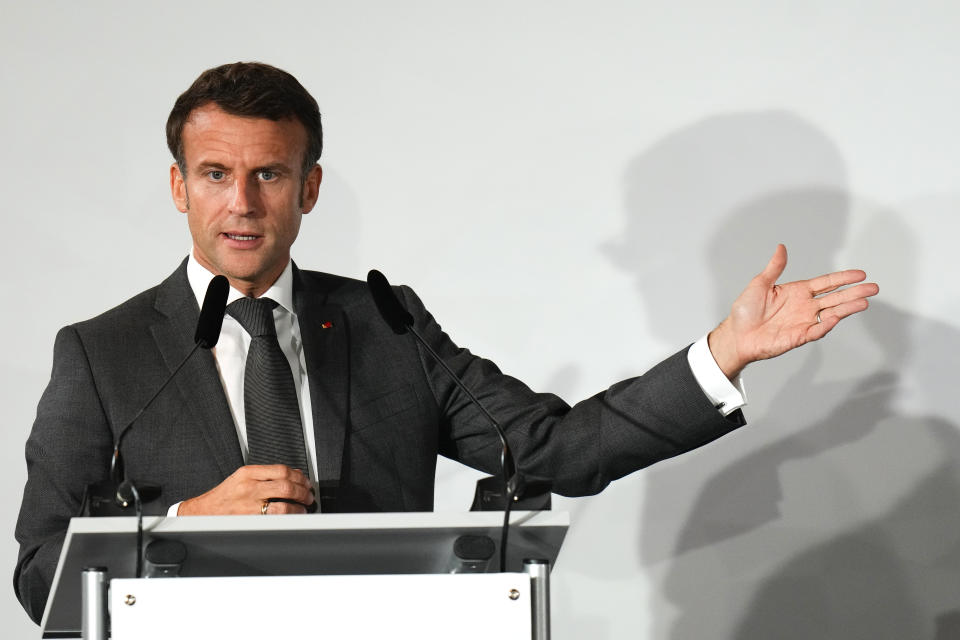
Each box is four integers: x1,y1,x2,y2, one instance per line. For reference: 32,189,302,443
110,573,533,639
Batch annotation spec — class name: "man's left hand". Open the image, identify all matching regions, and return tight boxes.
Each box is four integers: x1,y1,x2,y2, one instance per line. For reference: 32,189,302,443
708,244,879,379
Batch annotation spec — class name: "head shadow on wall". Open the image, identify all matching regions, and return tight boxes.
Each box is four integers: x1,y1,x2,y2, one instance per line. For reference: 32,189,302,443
604,110,849,344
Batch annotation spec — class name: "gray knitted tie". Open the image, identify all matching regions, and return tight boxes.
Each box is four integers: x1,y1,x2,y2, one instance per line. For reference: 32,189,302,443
227,297,309,471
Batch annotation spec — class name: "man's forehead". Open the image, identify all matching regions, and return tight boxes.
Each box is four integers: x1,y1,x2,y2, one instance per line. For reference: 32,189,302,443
183,103,302,133
181,103,307,164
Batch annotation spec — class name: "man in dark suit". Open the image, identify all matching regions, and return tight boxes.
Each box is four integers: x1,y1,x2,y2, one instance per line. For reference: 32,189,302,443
13,62,878,623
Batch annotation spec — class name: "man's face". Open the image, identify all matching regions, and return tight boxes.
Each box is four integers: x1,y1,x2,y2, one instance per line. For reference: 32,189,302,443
170,104,322,296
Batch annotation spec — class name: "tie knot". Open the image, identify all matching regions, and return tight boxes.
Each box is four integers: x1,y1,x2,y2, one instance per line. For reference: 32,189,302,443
227,297,279,337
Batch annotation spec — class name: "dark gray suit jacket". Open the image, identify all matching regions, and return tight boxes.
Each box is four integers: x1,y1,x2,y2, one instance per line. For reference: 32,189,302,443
14,260,745,622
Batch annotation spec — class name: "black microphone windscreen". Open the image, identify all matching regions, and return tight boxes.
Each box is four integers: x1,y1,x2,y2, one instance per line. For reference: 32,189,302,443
195,275,229,348
367,270,413,335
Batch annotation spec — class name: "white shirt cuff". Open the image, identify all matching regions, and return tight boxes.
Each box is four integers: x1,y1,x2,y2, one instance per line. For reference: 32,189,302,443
687,335,747,417
167,501,181,516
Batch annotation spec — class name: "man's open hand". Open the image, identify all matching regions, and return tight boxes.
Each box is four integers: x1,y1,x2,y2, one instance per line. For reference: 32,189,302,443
708,244,879,379
177,464,314,515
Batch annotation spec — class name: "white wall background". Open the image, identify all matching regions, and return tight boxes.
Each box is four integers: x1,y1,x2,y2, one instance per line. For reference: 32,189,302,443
2,1,959,637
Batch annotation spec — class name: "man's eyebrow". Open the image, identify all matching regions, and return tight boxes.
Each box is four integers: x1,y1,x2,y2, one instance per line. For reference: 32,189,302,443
254,163,293,173
195,161,229,171
193,161,294,173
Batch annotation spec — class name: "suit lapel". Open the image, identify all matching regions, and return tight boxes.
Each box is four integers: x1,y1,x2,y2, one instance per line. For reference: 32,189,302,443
151,261,244,477
293,267,349,487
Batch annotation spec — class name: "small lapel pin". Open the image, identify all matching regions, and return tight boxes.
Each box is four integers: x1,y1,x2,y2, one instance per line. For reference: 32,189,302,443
320,321,334,329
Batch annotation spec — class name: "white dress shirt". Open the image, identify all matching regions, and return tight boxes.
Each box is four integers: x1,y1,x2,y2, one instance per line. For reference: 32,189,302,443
186,255,318,479
171,254,745,514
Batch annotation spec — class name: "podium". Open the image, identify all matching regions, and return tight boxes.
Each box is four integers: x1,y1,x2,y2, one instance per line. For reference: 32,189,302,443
42,511,568,639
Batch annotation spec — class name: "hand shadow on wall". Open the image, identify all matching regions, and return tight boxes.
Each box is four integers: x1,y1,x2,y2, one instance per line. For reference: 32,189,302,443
603,112,960,638
669,189,892,557
718,212,960,639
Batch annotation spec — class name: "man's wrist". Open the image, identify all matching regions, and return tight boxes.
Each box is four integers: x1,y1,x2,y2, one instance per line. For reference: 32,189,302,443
707,319,746,380
688,335,747,416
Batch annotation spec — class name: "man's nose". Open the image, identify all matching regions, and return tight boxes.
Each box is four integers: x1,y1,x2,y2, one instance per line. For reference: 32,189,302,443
229,175,259,215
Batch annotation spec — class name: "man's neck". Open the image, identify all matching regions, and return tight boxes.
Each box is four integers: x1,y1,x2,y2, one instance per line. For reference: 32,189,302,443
186,254,296,314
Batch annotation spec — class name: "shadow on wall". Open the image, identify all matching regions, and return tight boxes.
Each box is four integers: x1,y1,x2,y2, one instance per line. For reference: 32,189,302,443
604,111,850,345
297,167,363,277
602,111,960,639
720,210,960,639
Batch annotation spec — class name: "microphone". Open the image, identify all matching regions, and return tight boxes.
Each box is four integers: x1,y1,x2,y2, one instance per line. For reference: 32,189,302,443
366,270,549,572
194,274,230,347
367,269,413,335
366,270,517,483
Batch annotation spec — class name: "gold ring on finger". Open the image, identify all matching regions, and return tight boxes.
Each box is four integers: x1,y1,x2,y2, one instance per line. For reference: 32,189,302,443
261,499,269,515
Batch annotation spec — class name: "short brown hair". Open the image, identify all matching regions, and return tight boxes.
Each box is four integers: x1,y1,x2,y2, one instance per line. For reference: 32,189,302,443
166,62,322,177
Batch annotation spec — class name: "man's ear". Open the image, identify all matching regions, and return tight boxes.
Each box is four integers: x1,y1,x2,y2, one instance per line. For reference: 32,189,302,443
300,164,323,214
170,163,189,212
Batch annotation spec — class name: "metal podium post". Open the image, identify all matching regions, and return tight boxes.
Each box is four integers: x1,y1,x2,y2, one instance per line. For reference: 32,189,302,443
524,559,550,640
80,567,108,640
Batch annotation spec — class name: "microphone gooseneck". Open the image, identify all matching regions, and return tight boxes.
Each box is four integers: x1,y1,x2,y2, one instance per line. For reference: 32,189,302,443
366,269,523,572
110,275,230,492
107,274,229,578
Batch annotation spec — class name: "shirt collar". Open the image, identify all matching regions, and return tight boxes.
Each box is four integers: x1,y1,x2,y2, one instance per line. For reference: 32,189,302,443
186,252,296,315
